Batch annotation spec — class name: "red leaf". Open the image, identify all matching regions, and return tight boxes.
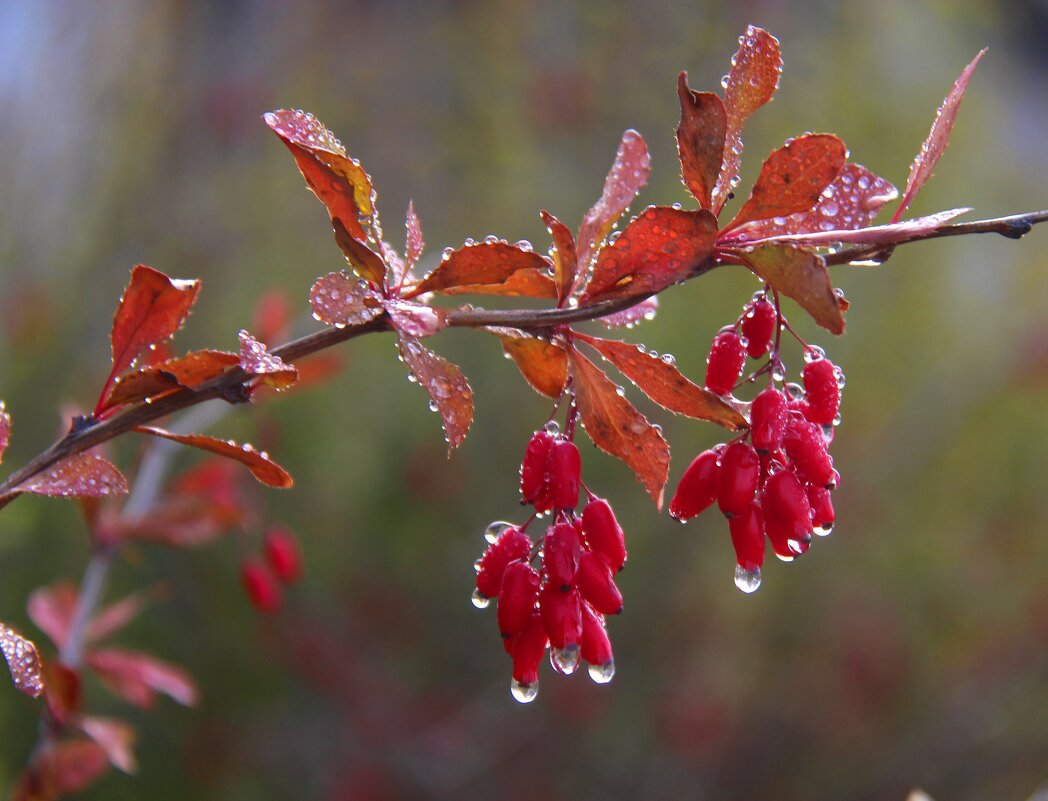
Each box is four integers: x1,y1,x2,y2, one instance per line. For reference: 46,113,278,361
488,327,568,398
102,350,240,410
581,206,718,302
116,497,239,548
310,271,386,328
598,296,659,329
14,739,111,800
429,268,556,299
578,334,747,429
86,648,198,708
723,134,848,232
568,349,670,508
383,299,447,338
576,130,651,274
332,218,387,287
676,72,727,209
737,244,845,334
1,622,45,698
27,583,78,650
893,48,986,221
713,25,783,213
727,164,898,242
397,333,473,453
96,265,201,415
252,290,293,343
405,200,424,268
409,241,554,297
87,589,157,643
238,330,298,391
133,427,293,488
79,716,137,774
541,210,578,304
0,401,9,465
16,455,128,499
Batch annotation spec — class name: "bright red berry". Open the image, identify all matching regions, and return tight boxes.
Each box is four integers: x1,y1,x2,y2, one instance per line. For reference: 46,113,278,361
476,527,532,599
741,296,777,358
763,469,813,546
576,550,623,615
717,442,760,518
520,430,555,506
705,330,746,395
540,584,583,652
581,498,627,573
802,357,841,425
783,415,835,488
263,528,303,583
543,521,581,590
580,603,615,683
241,558,282,614
751,388,789,453
498,561,540,639
729,501,765,577
509,611,548,702
806,485,835,536
764,507,796,561
669,448,721,521
548,439,581,509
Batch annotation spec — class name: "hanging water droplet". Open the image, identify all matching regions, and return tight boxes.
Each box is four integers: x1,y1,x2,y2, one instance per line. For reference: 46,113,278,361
428,400,440,412
552,644,580,675
814,522,834,537
772,364,786,382
544,420,560,435
510,678,539,703
832,411,842,427
484,521,514,543
734,564,761,593
774,551,794,563
473,558,483,573
588,659,616,684
471,589,490,609
803,345,826,363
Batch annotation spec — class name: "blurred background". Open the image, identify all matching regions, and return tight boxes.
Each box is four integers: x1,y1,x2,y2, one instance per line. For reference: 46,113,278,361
1,1,1047,799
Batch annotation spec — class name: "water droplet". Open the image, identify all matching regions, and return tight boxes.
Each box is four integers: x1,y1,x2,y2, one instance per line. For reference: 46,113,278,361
511,678,539,703
484,521,514,544
615,386,626,397
815,522,834,537
734,564,762,593
428,400,439,413
771,364,786,382
774,551,794,563
552,644,580,674
471,589,490,609
660,353,676,366
543,421,560,435
588,659,616,684
803,345,826,363
720,74,730,89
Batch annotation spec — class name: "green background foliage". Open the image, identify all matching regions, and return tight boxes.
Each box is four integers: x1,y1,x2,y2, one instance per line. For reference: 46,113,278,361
1,1,1046,799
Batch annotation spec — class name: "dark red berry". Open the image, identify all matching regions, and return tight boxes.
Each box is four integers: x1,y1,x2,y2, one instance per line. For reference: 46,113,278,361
498,561,540,638
520,430,555,506
576,550,623,615
751,388,789,453
543,521,581,590
806,485,836,535
802,357,841,425
741,296,777,358
548,439,581,509
763,469,813,544
241,558,282,614
580,603,614,676
717,442,760,517
705,330,746,395
540,584,583,650
263,528,303,583
476,527,532,599
669,448,721,521
581,498,627,573
728,501,765,573
783,415,835,488
509,611,548,690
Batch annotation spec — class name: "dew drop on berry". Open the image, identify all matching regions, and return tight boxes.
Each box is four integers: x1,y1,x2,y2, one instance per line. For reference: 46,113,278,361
544,420,560,436
772,364,786,382
588,659,616,684
774,551,794,563
803,345,826,363
785,382,805,400
552,644,581,675
511,678,539,703
483,521,514,544
473,559,483,573
470,589,491,609
734,565,762,593
815,522,834,537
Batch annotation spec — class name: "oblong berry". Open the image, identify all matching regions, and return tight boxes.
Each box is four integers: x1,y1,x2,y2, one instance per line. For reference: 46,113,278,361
669,448,721,522
476,527,532,599
576,550,623,615
498,561,540,638
241,558,282,614
802,357,841,425
807,484,835,535
763,469,813,543
764,507,796,561
543,521,581,590
783,416,835,488
263,528,303,584
580,602,613,667
581,498,627,573
741,296,777,358
510,611,548,686
705,330,746,395
548,439,582,510
728,501,765,572
520,430,554,505
751,388,789,453
717,442,760,518
539,584,582,650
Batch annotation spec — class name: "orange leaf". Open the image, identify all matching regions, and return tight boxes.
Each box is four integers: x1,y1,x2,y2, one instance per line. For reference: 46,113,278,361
309,271,385,327
1,622,45,698
410,241,554,297
489,327,568,398
102,350,239,410
332,218,387,287
581,206,718,302
238,330,297,391
86,648,198,708
576,129,651,273
723,134,847,232
432,268,556,299
578,334,747,429
397,333,473,453
676,72,726,210
737,244,845,334
541,210,578,304
569,349,670,508
15,455,128,499
133,427,293,488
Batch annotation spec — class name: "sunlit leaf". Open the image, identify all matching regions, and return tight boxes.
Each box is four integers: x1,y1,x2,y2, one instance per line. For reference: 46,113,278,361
723,134,847,232
15,455,128,499
488,327,568,398
1,622,44,698
0,401,9,465
713,25,783,214
309,271,386,328
405,200,424,268
676,72,726,209
893,49,986,222
79,716,137,774
568,349,670,508
581,206,718,302
737,244,845,334
13,739,110,800
383,299,447,338
431,268,556,299
598,296,660,329
409,241,554,297
576,129,651,272
238,331,297,391
397,333,473,453
133,427,293,488
541,210,578,304
578,334,747,429
102,350,240,410
86,648,198,708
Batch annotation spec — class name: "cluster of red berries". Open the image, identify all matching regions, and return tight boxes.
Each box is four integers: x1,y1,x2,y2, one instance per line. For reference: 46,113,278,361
240,527,304,613
472,424,627,703
671,294,843,592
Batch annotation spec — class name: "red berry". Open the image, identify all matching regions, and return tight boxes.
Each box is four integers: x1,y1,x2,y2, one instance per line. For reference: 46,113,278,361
576,550,623,615
580,603,615,682
509,611,548,698
498,561,540,638
548,439,581,509
263,528,303,583
763,469,813,545
802,357,841,425
783,415,835,488
717,442,760,517
806,485,836,536
540,584,583,650
241,558,282,614
728,501,765,573
764,507,796,561
669,448,721,521
751,388,789,453
543,521,581,590
741,296,777,358
581,498,627,573
705,330,746,395
476,527,532,599
520,430,554,506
